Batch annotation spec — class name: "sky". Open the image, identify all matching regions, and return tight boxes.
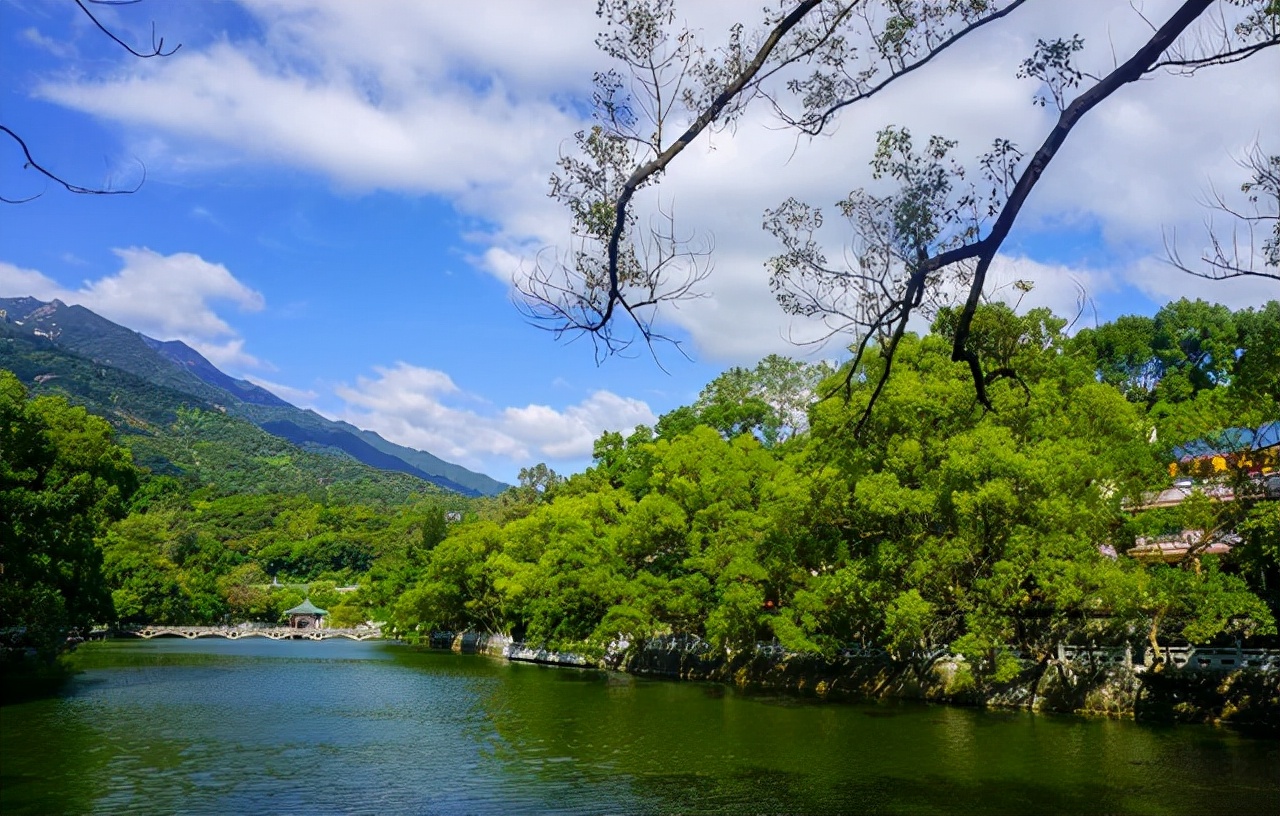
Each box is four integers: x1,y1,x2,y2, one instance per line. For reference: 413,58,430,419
1,0,1277,484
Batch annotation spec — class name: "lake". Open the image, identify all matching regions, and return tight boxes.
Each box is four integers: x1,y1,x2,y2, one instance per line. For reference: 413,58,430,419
2,639,1277,815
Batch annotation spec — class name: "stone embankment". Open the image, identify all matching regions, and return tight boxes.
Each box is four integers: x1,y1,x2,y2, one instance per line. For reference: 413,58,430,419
428,631,1280,730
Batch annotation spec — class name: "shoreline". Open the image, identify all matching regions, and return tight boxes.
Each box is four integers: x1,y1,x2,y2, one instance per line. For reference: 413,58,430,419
427,631,1280,733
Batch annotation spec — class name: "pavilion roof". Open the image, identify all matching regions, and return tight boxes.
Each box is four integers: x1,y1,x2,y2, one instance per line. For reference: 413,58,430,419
284,598,328,616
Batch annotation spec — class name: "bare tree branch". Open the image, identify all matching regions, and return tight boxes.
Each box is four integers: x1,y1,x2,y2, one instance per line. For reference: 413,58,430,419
574,0,822,339
75,0,181,58
536,0,1275,430
782,0,1032,135
1150,0,1279,74
924,0,1220,410
1165,145,1280,281
1,125,144,203
2,1,179,202
524,1,1029,355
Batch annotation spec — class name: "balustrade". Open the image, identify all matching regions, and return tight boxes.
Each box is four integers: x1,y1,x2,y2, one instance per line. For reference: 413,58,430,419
130,625,382,641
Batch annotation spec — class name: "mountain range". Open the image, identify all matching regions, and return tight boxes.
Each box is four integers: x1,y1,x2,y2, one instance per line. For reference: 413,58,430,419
0,296,507,497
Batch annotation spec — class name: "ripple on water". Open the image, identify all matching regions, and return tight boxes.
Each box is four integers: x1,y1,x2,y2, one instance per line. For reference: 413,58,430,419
3,640,1279,815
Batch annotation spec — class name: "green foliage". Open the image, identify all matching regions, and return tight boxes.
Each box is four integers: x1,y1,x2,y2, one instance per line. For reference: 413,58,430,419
680,355,831,446
1,371,139,659
387,301,1275,676
7,298,1274,671
125,407,446,505
1073,298,1278,414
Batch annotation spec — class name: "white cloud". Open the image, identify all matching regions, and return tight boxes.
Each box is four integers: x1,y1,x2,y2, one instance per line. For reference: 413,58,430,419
0,262,61,301
28,0,1280,364
1122,256,1280,312
333,361,657,477
22,27,76,59
982,255,1119,326
0,248,265,370
243,375,319,408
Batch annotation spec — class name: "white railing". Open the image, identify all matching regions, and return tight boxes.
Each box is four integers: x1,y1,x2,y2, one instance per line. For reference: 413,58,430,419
430,631,1280,675
131,625,381,641
503,641,593,667
1056,643,1280,672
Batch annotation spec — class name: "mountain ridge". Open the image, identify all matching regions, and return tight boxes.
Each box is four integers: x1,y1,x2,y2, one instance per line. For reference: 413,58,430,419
0,296,508,496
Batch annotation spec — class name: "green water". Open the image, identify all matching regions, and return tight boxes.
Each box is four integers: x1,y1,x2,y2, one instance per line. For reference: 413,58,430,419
2,640,1276,815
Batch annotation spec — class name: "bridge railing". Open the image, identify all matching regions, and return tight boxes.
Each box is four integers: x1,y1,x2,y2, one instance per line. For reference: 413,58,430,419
129,625,382,641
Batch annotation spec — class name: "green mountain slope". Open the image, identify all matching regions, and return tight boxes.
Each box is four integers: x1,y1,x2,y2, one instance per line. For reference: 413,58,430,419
0,297,508,496
1,326,448,505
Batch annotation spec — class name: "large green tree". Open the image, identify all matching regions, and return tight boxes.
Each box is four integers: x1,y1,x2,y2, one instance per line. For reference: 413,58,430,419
1,370,139,659
387,303,1276,674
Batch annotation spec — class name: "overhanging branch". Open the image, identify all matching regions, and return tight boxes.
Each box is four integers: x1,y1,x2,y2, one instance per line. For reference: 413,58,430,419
1,125,144,202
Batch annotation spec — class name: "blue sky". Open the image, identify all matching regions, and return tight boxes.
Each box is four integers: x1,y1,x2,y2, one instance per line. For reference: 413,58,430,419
2,1,1276,484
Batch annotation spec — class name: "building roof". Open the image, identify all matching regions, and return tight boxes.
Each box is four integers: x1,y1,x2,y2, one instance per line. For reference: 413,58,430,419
284,598,328,616
1129,482,1235,510
1128,530,1239,563
1257,421,1280,451
1173,422,1280,459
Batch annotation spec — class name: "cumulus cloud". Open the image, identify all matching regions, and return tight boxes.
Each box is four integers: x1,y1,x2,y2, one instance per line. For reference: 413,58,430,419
29,0,1280,363
334,361,657,476
40,43,575,196
0,248,265,369
981,255,1119,326
0,262,61,301
243,375,319,408
1121,255,1280,313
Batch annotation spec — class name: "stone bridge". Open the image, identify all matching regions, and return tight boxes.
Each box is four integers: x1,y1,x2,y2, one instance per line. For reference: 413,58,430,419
131,625,382,641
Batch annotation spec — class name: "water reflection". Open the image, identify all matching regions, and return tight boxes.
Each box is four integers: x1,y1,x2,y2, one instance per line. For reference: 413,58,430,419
2,640,1277,815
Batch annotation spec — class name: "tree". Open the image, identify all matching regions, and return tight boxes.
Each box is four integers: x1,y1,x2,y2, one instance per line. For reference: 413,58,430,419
694,355,833,445
101,511,198,624
1,370,139,660
377,306,1275,667
1070,299,1280,422
520,0,1279,428
416,503,449,558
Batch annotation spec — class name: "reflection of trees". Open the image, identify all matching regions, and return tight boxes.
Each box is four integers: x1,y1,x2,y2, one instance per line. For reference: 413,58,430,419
0,689,122,814
475,660,1280,814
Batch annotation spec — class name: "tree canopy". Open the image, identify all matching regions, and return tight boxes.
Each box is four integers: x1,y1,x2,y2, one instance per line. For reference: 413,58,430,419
389,301,1279,677
3,297,1274,679
1,371,138,659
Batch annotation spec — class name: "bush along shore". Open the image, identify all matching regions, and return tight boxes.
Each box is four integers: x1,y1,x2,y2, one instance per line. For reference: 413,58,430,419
425,631,1280,731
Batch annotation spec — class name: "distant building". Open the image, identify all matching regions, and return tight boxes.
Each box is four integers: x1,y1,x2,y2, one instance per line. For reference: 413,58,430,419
1128,530,1239,563
1171,422,1280,478
1124,422,1279,563
1130,422,1280,510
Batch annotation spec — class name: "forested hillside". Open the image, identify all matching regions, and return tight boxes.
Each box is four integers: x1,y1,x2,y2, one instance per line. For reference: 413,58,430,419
4,299,1277,681
0,297,507,496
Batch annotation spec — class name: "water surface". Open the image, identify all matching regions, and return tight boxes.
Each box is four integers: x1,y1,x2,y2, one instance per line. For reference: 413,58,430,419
2,639,1276,814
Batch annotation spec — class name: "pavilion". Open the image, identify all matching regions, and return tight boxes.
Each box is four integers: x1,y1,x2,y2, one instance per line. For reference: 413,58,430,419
285,598,328,630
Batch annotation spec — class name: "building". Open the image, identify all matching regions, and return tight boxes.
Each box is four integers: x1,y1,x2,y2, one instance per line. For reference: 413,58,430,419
284,599,328,629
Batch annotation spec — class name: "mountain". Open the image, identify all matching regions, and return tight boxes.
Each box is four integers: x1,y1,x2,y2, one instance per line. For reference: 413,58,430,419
142,335,291,408
1,297,231,402
0,296,508,497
